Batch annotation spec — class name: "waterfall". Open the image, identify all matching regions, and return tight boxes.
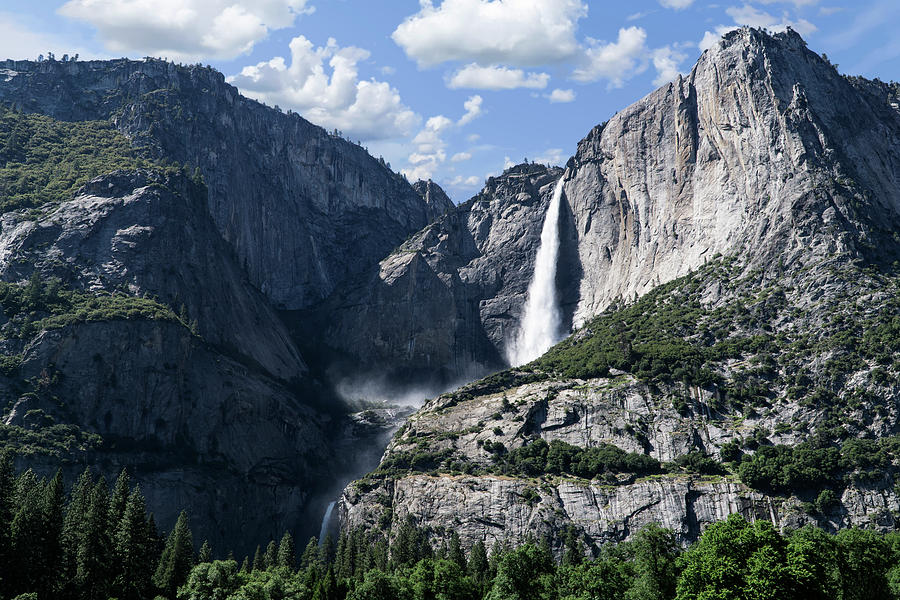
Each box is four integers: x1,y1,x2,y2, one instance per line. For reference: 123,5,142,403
507,175,565,366
318,501,336,546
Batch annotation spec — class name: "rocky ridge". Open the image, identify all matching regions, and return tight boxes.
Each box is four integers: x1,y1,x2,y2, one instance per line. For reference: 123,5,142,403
341,29,900,555
0,170,341,552
317,163,577,383
315,27,900,382
0,57,436,310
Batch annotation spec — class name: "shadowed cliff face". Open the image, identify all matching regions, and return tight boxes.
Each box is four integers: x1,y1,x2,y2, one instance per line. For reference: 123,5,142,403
0,170,305,381
341,29,900,555
0,58,446,553
313,164,577,385
0,171,334,554
0,57,433,310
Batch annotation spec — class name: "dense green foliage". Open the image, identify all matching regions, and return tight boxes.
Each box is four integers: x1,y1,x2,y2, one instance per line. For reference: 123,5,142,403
735,433,900,494
0,272,179,340
0,104,153,212
365,438,668,485
0,450,190,600
176,516,900,600
8,451,900,599
485,438,661,480
532,258,900,410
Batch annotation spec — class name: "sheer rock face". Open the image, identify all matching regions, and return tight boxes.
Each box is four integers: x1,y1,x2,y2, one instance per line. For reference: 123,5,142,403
341,29,900,553
0,172,328,552
316,165,579,383
413,179,456,223
316,29,900,380
0,171,305,381
0,57,432,310
566,27,900,326
8,320,328,554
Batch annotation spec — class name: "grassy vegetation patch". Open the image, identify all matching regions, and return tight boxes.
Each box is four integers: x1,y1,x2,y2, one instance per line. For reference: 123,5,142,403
0,104,154,211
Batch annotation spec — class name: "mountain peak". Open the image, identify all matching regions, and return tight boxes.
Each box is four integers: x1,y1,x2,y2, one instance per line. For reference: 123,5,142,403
413,179,455,222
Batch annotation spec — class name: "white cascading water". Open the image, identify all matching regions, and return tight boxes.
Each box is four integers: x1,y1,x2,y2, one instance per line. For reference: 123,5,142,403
318,501,336,546
507,175,565,366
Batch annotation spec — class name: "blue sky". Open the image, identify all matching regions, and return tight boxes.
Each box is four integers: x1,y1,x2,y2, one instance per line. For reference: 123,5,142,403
1,1,898,202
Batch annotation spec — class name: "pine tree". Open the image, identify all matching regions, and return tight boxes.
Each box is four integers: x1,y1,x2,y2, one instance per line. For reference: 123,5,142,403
264,539,278,570
61,467,94,596
562,525,584,566
300,537,320,569
448,531,467,571
146,513,162,558
334,532,349,578
153,510,194,599
0,449,16,589
252,544,265,571
313,566,337,600
366,536,389,573
468,539,489,590
37,470,65,597
113,487,152,600
108,469,130,532
198,539,212,563
277,532,296,569
8,470,44,596
76,479,113,600
488,538,509,578
239,556,250,573
319,533,335,566
435,539,449,561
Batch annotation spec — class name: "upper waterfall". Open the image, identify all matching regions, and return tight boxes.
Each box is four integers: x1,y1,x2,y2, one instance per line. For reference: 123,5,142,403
506,175,566,366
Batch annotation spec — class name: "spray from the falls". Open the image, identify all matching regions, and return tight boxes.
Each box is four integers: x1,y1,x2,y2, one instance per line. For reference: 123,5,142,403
507,175,565,367
318,501,336,546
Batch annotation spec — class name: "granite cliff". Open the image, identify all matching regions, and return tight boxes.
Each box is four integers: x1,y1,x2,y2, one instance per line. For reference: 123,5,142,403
321,27,900,384
0,57,434,309
316,163,580,383
0,58,443,552
341,28,900,555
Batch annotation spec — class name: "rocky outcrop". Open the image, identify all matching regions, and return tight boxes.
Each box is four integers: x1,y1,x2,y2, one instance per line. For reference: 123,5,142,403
564,27,900,326
0,171,337,552
315,164,578,383
0,57,434,309
341,28,900,555
413,179,456,222
0,170,304,381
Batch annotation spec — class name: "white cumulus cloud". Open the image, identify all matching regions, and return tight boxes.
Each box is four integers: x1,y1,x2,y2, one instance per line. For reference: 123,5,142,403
228,36,419,141
573,26,648,87
449,175,481,186
448,64,549,90
547,88,576,103
58,0,314,61
700,4,818,51
651,46,688,86
392,0,587,67
458,95,484,125
403,93,481,181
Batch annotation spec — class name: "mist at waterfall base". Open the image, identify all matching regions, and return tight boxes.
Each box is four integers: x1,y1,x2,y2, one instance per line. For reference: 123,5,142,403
307,374,472,546
507,177,566,367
